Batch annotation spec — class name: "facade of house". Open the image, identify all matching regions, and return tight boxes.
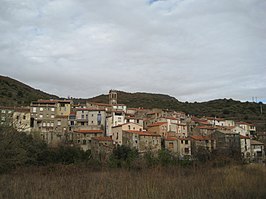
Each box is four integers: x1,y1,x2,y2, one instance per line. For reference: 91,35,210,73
122,130,161,154
0,106,15,126
192,125,217,136
106,111,126,136
250,140,265,162
177,138,191,158
91,136,114,161
112,123,143,145
240,135,251,161
73,129,104,151
237,122,256,137
12,108,31,133
212,130,241,159
74,108,106,132
190,135,216,155
164,137,178,154
147,122,168,137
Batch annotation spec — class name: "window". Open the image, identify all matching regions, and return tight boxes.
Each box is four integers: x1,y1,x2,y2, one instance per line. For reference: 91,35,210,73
51,108,55,112
169,142,174,149
51,122,54,127
185,140,188,144
51,115,55,118
184,148,189,154
42,122,46,127
23,115,26,120
40,107,43,111
57,120,61,126
32,107,36,113
1,110,6,113
39,114,43,118
181,140,183,144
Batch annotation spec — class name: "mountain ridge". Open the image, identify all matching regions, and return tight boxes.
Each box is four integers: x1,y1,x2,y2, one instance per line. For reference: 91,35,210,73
0,76,265,131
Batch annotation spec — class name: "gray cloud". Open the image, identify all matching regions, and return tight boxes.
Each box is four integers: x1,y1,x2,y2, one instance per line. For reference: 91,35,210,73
1,0,266,102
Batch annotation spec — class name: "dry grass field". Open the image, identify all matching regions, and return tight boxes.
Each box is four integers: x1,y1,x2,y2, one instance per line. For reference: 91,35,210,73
0,164,265,199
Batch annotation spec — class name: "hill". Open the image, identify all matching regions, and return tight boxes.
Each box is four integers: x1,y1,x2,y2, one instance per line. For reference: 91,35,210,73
0,76,265,131
0,75,58,106
89,91,266,131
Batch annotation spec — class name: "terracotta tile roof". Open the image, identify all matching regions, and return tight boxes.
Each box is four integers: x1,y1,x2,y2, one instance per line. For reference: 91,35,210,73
88,102,112,107
92,136,113,141
165,137,178,141
36,99,72,104
148,122,167,127
55,115,68,119
123,130,161,137
74,130,103,134
178,137,190,141
198,121,210,125
250,140,264,145
237,122,253,126
113,104,126,106
112,122,133,128
196,125,217,130
176,123,187,126
164,117,178,120
240,135,250,139
75,108,105,111
190,135,213,141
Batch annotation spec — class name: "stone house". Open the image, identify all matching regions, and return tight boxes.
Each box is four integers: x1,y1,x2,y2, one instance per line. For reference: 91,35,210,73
240,135,251,161
177,137,191,158
164,137,178,154
73,129,104,151
122,130,161,154
212,130,241,159
111,123,143,145
250,140,265,162
147,122,168,137
236,122,256,137
91,136,114,162
192,125,217,136
190,135,216,155
12,108,31,133
0,106,15,127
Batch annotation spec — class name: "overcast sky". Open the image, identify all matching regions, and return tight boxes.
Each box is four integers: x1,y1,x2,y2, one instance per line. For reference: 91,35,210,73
1,0,266,102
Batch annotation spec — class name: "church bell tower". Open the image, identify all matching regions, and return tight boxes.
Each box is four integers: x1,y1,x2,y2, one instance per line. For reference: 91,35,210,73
109,90,117,105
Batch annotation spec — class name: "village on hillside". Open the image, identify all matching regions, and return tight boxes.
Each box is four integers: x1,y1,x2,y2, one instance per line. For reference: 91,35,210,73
0,90,265,163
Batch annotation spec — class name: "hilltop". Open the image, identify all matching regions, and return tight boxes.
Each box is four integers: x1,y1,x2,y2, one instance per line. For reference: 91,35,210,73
0,75,58,106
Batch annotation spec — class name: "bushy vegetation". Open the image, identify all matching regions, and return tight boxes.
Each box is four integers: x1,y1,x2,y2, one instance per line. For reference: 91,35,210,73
0,127,89,174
